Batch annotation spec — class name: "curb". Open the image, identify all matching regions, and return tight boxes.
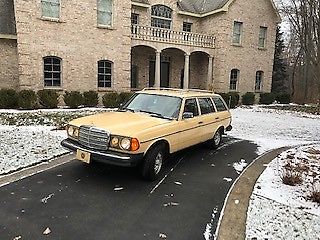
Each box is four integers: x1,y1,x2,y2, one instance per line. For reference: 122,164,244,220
216,146,289,240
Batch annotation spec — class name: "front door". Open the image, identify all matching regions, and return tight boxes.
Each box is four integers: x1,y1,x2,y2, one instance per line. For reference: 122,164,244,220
149,59,170,88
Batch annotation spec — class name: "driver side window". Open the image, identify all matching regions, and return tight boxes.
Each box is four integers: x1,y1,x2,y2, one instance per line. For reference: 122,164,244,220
184,98,199,117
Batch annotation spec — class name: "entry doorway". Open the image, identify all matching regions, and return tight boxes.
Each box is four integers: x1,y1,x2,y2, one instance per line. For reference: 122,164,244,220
149,57,170,88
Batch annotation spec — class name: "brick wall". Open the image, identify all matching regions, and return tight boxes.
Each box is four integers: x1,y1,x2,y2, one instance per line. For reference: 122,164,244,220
0,39,19,89
13,0,132,92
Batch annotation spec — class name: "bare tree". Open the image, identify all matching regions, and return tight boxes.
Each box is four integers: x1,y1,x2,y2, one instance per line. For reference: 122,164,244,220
280,0,320,104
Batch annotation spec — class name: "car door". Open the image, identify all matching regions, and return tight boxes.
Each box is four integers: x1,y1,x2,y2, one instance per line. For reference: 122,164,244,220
176,98,203,150
197,97,219,142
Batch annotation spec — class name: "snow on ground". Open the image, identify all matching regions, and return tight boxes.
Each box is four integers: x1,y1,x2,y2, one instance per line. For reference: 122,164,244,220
0,125,67,175
228,106,320,154
246,145,320,240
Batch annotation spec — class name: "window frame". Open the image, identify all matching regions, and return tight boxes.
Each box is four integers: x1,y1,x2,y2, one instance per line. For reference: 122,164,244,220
183,22,192,32
43,56,62,88
131,13,139,25
229,69,239,91
151,5,173,29
232,21,243,45
41,0,61,20
259,26,268,49
97,0,113,27
255,71,264,92
183,98,200,118
98,60,113,88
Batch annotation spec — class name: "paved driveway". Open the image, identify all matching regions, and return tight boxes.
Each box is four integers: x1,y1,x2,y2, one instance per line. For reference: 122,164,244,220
0,138,258,240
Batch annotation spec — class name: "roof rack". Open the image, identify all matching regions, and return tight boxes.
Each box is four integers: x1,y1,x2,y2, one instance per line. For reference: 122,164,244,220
142,88,214,94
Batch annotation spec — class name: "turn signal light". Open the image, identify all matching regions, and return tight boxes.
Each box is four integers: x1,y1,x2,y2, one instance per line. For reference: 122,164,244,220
130,138,140,151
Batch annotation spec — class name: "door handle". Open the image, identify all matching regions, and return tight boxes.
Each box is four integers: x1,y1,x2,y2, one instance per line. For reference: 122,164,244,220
198,121,204,124
215,117,220,120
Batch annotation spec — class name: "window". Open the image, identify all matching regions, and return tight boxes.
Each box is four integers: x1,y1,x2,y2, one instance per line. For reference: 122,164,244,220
184,98,199,117
198,98,215,115
151,5,172,29
98,60,112,88
259,27,267,48
97,0,113,26
233,21,243,44
255,71,264,91
43,56,61,87
41,0,60,19
131,13,139,25
212,97,227,112
230,69,239,91
183,22,192,32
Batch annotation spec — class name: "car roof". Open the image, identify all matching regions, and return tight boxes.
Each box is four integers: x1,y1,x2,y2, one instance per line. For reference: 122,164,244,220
137,88,221,98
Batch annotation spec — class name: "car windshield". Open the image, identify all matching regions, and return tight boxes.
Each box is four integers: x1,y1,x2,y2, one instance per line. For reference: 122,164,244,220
121,93,182,120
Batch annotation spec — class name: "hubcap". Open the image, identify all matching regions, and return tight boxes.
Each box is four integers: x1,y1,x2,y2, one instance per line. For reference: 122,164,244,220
214,131,221,146
154,152,163,175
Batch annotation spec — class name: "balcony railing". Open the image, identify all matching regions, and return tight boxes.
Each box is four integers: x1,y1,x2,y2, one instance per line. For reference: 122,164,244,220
131,25,215,48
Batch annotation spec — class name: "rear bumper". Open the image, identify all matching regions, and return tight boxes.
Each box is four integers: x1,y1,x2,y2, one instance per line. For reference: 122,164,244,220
61,139,144,167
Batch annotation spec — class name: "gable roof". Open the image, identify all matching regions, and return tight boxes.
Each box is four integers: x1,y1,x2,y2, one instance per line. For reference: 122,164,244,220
0,0,16,35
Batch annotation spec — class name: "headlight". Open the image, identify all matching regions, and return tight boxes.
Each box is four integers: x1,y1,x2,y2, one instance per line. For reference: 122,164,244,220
120,138,131,150
110,137,119,147
67,125,79,139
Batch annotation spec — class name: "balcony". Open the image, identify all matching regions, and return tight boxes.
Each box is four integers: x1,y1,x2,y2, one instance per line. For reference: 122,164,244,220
131,25,215,49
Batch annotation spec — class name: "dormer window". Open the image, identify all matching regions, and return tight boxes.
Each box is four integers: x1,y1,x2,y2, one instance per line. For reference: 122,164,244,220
151,5,172,29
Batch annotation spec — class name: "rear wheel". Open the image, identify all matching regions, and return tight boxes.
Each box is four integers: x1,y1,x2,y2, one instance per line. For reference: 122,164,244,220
210,129,222,149
141,144,165,181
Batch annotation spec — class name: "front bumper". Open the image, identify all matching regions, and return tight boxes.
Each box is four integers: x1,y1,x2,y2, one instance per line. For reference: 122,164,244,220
61,138,144,167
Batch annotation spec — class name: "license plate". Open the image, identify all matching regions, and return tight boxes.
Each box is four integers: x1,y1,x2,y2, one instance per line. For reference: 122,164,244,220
76,149,91,164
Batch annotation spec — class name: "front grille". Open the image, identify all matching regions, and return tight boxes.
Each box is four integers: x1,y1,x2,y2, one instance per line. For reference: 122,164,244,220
79,125,110,150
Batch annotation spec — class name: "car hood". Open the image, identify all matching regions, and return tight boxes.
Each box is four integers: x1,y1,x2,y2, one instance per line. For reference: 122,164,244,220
69,111,170,137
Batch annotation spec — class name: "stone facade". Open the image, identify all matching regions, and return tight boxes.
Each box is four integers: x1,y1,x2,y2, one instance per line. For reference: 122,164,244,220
0,0,280,95
0,39,19,89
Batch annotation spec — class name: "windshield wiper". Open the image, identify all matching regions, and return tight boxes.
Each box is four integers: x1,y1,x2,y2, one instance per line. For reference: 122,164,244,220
118,107,135,113
137,110,174,120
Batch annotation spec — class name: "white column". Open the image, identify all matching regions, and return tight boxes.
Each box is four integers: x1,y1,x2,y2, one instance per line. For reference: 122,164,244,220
207,56,213,90
183,53,190,89
154,50,161,88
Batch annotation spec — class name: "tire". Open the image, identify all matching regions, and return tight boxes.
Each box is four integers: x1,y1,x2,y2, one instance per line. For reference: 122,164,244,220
210,129,222,149
141,144,165,181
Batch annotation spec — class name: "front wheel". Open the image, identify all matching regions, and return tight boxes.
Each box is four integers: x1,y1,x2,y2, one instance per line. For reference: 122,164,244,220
141,144,165,181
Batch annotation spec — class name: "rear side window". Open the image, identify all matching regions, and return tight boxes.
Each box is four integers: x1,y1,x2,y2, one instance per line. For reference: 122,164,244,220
212,97,228,112
184,98,199,116
198,98,215,115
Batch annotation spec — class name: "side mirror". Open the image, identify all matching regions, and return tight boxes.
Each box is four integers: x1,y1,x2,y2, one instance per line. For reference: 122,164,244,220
182,112,194,119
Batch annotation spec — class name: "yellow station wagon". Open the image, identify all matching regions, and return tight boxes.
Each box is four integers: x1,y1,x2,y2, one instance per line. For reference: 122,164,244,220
61,88,232,181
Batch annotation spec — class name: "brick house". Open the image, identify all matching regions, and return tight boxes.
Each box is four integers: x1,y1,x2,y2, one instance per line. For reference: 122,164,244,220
0,0,280,96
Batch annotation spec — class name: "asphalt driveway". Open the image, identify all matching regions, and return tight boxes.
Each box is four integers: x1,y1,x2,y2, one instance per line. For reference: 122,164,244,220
0,137,258,240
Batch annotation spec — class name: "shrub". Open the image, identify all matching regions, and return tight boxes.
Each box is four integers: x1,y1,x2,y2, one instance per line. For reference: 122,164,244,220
310,187,320,204
118,92,133,105
280,161,303,186
102,92,119,108
241,92,255,105
218,92,240,109
83,91,99,107
18,90,38,109
276,93,291,104
259,93,275,105
64,91,84,108
38,89,59,109
0,89,18,109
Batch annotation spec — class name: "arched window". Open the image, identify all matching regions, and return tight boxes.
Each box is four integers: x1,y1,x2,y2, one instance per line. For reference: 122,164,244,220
151,5,172,29
43,56,61,87
230,69,239,91
255,71,263,91
98,60,113,88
